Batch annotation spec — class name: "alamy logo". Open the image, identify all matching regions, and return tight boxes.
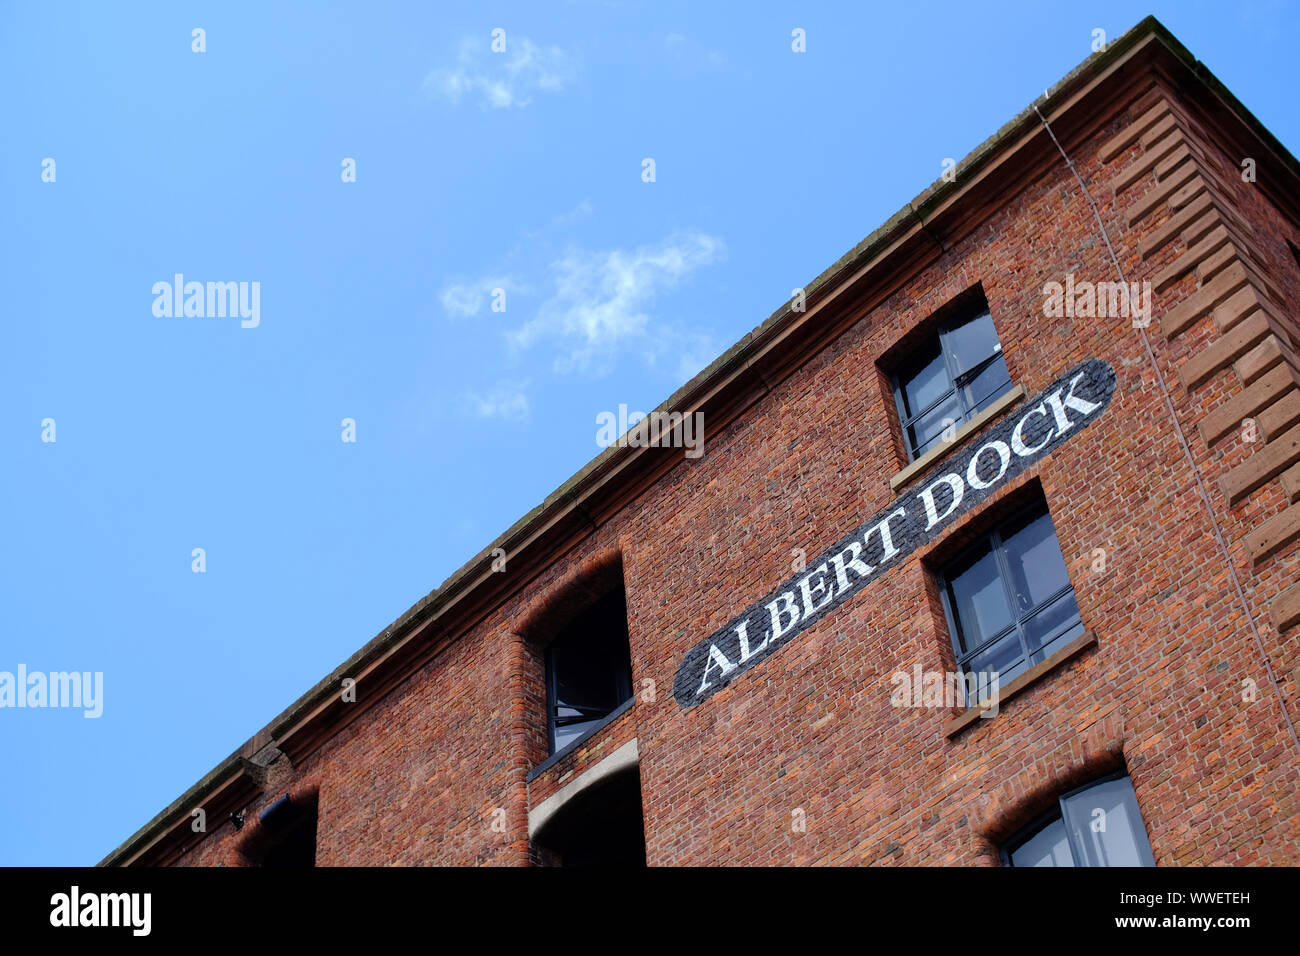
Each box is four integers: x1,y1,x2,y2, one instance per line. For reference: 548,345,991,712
889,665,1000,717
50,886,150,936
152,274,260,328
1042,274,1151,327
0,665,103,718
596,404,704,459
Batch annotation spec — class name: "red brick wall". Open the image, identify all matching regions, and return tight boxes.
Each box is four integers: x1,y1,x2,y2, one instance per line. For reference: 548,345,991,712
173,74,1300,867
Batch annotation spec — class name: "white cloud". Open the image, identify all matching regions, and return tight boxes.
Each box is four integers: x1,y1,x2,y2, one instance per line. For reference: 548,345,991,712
551,199,594,227
459,383,531,422
423,36,577,109
508,232,724,372
673,333,721,382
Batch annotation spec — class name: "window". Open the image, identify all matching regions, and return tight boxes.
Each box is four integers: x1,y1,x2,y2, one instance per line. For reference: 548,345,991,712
938,499,1084,700
892,308,1013,460
240,790,318,867
545,589,634,756
531,765,647,867
1004,773,1155,866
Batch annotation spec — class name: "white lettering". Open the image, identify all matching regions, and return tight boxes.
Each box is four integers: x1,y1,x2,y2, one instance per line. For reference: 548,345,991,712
1011,403,1053,456
828,540,873,594
1044,371,1101,435
696,644,737,695
735,619,769,663
865,507,908,562
797,563,835,619
966,440,1011,489
50,886,150,936
917,475,963,530
766,592,802,643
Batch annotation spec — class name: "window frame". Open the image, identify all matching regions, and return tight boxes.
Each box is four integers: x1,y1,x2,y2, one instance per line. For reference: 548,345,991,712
936,498,1085,701
890,308,1011,462
1001,771,1155,867
544,646,633,757
542,593,634,758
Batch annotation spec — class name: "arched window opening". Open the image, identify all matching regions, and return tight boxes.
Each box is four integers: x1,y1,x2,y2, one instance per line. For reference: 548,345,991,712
531,766,646,867
238,789,318,868
1003,772,1154,867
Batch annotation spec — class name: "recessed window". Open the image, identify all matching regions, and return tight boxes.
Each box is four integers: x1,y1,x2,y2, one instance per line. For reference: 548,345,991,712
892,308,1013,461
938,498,1083,700
545,589,633,756
240,790,318,867
1004,773,1155,866
532,766,647,867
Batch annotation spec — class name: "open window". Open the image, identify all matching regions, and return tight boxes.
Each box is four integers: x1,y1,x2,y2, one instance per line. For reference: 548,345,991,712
890,294,1014,461
545,589,634,756
238,789,318,868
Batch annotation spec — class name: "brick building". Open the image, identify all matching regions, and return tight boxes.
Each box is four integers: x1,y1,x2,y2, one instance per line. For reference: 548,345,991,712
104,17,1300,867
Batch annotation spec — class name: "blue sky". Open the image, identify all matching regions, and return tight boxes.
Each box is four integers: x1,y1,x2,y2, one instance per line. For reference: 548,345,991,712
2,1,1295,866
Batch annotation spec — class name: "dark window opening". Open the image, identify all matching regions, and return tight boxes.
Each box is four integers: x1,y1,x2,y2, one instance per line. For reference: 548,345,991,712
243,791,318,868
545,588,634,756
892,306,1013,461
1288,239,1300,271
1004,773,1155,867
532,767,647,866
938,497,1084,701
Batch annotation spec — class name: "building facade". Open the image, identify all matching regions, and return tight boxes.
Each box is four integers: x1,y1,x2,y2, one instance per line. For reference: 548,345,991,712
105,18,1300,867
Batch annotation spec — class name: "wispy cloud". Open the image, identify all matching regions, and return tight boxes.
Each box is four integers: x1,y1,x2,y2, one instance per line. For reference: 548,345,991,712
459,382,531,422
508,232,724,373
551,199,595,228
671,332,722,382
423,36,577,109
664,32,728,73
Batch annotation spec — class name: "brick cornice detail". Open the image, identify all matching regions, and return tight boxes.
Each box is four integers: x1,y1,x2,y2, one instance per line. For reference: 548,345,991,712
1098,90,1300,630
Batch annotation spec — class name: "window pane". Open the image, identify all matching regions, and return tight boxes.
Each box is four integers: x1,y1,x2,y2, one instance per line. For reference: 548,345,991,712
898,338,950,418
552,631,626,712
947,545,1014,652
1002,510,1073,613
553,719,598,754
964,630,1026,697
907,393,962,458
1022,592,1084,662
551,640,626,752
1010,818,1073,867
965,354,1013,411
946,311,1001,376
1062,777,1156,867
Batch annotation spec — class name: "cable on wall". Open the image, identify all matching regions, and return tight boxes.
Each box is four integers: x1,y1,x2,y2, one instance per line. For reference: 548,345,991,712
1033,102,1300,757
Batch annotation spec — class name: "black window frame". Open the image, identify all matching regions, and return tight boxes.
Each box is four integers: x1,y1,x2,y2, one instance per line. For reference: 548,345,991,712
1001,771,1156,867
936,498,1085,703
542,591,634,759
890,307,1012,462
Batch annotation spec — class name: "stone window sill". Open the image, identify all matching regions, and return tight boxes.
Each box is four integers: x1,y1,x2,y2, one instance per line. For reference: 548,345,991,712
942,629,1098,738
889,385,1026,493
